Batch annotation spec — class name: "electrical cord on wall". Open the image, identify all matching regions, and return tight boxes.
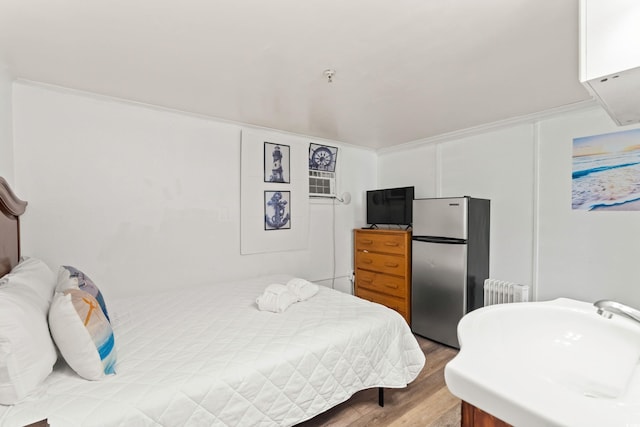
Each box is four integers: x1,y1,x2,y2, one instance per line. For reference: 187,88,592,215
330,192,351,290
331,197,337,289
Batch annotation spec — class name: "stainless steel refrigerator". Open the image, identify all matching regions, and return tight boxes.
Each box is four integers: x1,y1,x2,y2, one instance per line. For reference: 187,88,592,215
411,197,490,348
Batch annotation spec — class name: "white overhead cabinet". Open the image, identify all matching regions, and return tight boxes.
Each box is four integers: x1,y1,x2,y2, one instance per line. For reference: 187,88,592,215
580,0,640,126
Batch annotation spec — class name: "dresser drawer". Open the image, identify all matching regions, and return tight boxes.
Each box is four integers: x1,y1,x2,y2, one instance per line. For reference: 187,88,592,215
355,269,407,299
356,288,408,322
355,232,407,255
355,251,407,276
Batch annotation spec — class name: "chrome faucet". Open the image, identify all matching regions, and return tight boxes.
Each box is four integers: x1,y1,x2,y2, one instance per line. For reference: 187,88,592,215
594,300,640,324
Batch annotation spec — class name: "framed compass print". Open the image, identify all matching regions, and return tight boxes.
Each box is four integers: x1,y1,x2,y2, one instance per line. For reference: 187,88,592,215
264,190,291,230
264,142,290,183
309,143,338,172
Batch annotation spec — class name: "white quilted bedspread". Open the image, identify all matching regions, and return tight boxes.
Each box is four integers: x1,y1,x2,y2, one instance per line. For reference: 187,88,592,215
0,275,425,427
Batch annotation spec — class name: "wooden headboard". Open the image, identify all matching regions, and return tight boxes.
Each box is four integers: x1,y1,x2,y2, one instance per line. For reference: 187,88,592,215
0,177,27,277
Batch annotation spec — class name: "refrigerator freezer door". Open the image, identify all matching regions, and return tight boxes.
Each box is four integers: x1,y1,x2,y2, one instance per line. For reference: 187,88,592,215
411,240,467,348
412,198,468,240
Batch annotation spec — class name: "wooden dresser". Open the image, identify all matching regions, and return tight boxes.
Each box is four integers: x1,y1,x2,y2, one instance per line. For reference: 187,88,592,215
353,228,411,324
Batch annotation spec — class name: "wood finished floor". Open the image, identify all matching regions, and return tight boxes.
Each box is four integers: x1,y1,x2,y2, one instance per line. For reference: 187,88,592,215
297,335,460,427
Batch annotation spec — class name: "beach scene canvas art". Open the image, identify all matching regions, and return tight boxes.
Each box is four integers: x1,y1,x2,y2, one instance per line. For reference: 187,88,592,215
572,128,640,211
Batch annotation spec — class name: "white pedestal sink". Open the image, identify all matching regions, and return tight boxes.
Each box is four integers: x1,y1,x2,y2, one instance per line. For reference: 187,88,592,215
445,298,640,427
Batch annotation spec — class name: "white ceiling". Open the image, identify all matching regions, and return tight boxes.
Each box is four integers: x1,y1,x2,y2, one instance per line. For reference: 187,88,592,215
0,0,592,149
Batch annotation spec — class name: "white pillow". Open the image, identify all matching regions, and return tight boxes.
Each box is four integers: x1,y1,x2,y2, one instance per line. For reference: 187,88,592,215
1,257,56,314
0,259,58,405
49,289,117,381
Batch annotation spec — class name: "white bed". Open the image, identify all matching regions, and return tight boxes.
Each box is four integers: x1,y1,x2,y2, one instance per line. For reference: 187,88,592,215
0,179,425,427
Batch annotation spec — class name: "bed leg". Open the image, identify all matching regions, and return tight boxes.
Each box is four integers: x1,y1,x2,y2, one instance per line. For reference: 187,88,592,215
378,387,384,407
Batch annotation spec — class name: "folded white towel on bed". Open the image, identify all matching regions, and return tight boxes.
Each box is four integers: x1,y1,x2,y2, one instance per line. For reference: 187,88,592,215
286,278,319,302
256,284,298,313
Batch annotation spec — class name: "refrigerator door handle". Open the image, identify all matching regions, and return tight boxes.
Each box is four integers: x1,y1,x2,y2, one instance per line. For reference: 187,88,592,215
412,236,467,244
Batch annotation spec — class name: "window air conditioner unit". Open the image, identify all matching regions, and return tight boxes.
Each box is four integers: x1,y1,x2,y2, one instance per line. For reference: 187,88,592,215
309,170,336,197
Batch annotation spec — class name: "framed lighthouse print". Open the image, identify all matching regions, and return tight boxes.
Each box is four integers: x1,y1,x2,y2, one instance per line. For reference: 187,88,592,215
264,142,290,183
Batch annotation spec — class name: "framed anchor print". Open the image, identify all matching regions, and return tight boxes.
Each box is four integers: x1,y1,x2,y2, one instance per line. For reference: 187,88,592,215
264,190,291,230
264,142,290,183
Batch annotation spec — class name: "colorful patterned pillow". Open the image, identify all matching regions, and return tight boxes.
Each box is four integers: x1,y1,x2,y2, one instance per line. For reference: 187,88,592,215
49,288,116,380
51,266,115,380
56,266,110,321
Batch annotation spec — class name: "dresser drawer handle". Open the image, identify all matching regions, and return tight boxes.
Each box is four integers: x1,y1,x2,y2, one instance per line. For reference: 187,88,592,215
384,282,399,289
384,262,399,268
362,259,373,264
360,239,373,245
361,277,373,283
384,242,399,247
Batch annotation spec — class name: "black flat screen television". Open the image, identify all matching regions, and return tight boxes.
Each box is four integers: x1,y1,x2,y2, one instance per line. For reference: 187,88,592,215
366,186,414,226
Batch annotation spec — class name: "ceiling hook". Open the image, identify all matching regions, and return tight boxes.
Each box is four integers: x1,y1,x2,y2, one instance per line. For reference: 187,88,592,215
323,69,336,83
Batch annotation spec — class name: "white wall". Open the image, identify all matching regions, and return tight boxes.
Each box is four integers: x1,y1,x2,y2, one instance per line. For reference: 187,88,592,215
13,80,640,308
12,82,375,298
0,63,13,183
537,108,640,307
377,143,438,197
379,125,535,289
379,106,640,308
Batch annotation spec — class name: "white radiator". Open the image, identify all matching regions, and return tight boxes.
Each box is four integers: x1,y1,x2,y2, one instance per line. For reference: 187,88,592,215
483,279,530,306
